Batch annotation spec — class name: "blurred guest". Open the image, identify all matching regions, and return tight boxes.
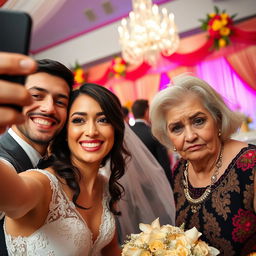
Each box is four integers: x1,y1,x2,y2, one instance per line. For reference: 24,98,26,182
131,99,172,184
150,74,256,255
121,106,130,124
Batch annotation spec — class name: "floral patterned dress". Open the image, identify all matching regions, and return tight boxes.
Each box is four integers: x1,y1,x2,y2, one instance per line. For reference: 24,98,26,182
173,144,256,256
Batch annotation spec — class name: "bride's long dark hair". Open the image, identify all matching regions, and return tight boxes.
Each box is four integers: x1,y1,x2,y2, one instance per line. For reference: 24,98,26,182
38,83,129,215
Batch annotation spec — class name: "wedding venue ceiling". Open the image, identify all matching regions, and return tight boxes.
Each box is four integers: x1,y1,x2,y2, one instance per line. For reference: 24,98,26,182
2,0,167,59
2,0,256,67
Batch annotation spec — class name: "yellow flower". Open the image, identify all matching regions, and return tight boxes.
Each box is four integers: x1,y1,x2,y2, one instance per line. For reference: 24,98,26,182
166,234,177,241
122,247,146,256
176,246,190,256
74,68,85,84
209,13,216,18
220,27,231,36
176,237,187,248
220,13,229,19
141,251,151,256
221,18,228,26
218,38,227,48
113,63,126,73
114,56,123,64
193,240,210,256
162,250,178,256
149,240,165,252
212,19,223,31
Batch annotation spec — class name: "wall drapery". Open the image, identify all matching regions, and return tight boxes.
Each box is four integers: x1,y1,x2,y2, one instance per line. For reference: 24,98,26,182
226,46,256,91
83,18,256,127
85,18,256,86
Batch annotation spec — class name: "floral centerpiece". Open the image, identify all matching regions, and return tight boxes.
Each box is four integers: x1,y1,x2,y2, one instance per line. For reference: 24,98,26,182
121,218,220,256
199,6,236,49
109,56,127,78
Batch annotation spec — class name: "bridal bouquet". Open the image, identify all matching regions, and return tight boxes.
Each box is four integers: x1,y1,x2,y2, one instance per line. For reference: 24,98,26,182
121,218,220,256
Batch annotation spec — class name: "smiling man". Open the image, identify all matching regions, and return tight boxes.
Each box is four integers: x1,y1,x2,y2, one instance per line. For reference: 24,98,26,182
0,58,74,255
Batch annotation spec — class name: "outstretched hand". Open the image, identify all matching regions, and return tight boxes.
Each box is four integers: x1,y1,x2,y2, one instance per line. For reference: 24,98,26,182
0,52,37,134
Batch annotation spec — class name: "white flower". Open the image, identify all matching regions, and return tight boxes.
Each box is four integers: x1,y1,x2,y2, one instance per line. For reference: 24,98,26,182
208,246,220,256
139,218,161,233
185,227,202,244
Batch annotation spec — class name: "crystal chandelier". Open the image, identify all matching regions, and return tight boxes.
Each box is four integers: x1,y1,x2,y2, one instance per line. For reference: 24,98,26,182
118,0,180,66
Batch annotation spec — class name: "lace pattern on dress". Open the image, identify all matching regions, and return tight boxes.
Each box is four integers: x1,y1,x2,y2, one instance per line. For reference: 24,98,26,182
91,183,116,255
4,169,61,256
4,169,116,256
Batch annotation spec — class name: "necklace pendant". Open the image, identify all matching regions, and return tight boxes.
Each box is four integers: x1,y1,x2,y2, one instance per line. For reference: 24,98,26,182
211,175,217,182
191,205,200,213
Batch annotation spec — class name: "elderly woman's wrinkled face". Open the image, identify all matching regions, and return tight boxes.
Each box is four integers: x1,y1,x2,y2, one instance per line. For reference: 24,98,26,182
166,96,220,162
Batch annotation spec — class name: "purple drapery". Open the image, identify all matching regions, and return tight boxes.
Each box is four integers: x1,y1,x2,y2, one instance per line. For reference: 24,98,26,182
196,57,256,129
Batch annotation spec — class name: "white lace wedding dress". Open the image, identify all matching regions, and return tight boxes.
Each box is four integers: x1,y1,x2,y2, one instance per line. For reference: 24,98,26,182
4,169,116,256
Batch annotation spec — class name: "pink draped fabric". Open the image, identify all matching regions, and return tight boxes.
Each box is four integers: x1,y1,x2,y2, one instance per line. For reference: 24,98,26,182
167,66,196,81
104,74,161,105
105,78,136,105
226,46,256,91
196,57,256,129
134,74,160,102
82,17,256,118
84,18,256,85
163,38,214,66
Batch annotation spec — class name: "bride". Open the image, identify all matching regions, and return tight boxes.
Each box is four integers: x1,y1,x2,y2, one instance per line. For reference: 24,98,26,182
0,83,128,255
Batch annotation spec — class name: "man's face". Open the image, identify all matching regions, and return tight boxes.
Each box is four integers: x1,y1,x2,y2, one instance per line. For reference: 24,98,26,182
15,72,70,147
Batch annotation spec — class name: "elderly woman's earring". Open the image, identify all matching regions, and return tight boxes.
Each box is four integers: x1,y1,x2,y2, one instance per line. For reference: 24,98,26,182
173,146,177,152
218,129,221,137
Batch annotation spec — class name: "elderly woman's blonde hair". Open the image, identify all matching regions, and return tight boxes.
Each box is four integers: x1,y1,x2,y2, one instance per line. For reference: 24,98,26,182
149,74,244,149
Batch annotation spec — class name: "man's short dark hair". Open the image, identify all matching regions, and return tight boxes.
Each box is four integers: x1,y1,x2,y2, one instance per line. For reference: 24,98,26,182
132,99,149,119
35,59,74,90
122,106,129,118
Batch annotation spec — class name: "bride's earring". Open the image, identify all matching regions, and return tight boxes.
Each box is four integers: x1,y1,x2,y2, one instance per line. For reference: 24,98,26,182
173,146,177,152
218,129,221,137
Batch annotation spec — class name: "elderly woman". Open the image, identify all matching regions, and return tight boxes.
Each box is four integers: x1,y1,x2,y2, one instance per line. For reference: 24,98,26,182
150,75,256,255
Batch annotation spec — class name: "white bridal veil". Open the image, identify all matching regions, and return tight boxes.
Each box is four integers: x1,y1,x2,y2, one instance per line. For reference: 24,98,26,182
101,123,176,243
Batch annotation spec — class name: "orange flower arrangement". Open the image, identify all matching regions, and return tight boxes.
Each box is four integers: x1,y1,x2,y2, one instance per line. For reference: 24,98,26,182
200,6,236,49
72,62,87,87
110,57,127,78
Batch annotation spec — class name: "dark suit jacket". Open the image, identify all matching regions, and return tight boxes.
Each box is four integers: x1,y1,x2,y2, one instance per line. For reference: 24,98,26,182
0,132,34,256
131,122,172,184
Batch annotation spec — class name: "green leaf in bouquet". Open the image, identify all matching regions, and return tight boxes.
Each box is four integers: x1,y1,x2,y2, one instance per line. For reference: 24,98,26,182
214,6,220,14
179,223,185,231
231,13,238,19
198,18,206,23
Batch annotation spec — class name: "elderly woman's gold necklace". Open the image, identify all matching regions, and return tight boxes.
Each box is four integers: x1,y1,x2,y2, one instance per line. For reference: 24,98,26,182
183,147,223,213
